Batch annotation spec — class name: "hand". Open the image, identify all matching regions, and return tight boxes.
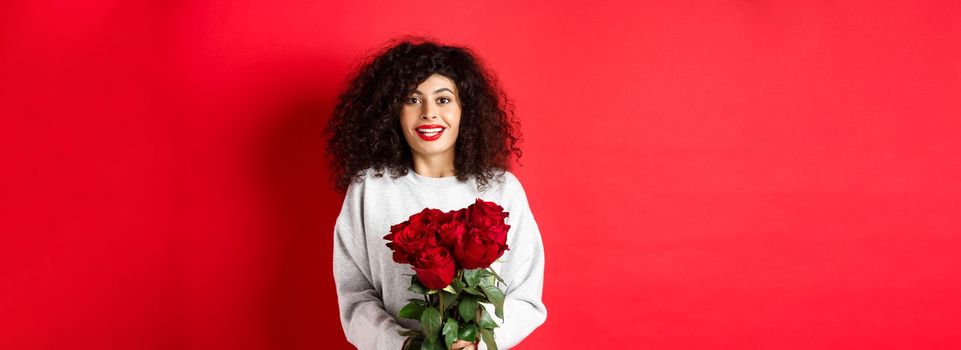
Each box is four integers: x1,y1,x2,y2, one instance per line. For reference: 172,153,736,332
450,339,478,350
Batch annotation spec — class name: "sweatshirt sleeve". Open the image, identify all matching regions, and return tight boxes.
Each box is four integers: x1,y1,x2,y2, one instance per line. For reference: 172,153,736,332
332,182,409,350
478,176,548,350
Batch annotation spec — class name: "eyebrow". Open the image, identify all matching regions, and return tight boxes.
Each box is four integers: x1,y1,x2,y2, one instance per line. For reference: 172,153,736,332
411,88,455,95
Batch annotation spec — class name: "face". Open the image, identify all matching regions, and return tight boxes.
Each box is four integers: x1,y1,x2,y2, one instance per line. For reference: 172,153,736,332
399,73,462,161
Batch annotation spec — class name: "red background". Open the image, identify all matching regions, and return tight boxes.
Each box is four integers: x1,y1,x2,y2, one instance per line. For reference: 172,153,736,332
2,1,959,349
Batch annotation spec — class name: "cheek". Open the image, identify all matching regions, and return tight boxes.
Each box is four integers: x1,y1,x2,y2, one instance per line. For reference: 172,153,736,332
446,110,462,128
399,111,417,128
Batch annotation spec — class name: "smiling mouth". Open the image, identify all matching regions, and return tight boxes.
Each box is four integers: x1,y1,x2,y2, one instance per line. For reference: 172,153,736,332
416,127,444,136
416,127,445,141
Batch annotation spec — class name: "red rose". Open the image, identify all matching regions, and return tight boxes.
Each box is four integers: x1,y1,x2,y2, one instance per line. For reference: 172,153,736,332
452,199,511,269
466,198,509,229
383,220,415,264
411,245,456,290
383,208,446,264
437,208,468,249
453,226,510,269
385,200,510,281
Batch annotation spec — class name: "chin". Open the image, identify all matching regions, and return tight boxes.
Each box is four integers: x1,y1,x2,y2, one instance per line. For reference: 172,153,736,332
413,145,453,156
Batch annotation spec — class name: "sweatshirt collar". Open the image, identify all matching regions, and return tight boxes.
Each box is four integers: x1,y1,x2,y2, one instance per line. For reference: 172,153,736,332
404,165,462,186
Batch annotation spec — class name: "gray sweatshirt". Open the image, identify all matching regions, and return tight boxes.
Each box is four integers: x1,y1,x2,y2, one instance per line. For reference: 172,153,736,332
332,166,547,349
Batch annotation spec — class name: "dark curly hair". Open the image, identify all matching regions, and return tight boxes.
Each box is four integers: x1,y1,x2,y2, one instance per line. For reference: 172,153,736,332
323,36,524,193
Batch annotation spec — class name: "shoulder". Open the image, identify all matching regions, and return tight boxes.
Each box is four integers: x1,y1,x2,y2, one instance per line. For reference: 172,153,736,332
340,167,381,213
343,168,369,198
338,166,403,225
347,166,398,188
499,169,526,197
490,169,532,214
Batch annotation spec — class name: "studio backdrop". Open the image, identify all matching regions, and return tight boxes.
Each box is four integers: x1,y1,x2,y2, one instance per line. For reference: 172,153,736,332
2,1,959,349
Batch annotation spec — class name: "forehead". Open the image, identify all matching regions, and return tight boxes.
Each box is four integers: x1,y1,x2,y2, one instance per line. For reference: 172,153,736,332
411,74,457,94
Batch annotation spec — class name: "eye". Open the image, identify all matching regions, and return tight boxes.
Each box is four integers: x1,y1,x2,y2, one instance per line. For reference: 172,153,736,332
437,97,452,104
405,97,420,105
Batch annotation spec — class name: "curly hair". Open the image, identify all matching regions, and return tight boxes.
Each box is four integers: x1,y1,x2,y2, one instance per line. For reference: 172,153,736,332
323,36,524,193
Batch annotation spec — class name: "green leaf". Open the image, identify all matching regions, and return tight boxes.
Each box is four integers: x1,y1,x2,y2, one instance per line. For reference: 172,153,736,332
458,323,477,343
442,318,459,349
481,285,506,320
458,295,478,322
478,269,500,287
419,337,433,350
478,307,497,329
440,289,457,312
397,329,423,338
421,335,444,350
479,274,497,288
442,318,457,335
408,275,427,294
486,267,506,286
406,298,428,307
442,284,457,294
450,277,465,293
463,269,482,288
399,302,425,320
460,285,485,297
480,327,498,350
402,337,418,350
420,308,442,340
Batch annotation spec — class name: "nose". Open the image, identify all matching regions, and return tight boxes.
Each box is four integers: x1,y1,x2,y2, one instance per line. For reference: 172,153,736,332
420,102,438,120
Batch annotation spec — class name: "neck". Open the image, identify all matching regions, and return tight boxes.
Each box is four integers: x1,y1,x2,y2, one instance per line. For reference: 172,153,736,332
411,153,456,178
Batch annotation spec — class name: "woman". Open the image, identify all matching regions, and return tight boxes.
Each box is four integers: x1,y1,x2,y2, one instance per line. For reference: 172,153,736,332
325,37,547,350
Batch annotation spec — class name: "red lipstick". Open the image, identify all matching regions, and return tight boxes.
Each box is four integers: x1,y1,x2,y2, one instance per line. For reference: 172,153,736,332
415,124,446,141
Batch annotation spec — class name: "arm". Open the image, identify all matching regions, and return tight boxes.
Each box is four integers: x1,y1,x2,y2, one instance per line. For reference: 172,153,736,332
332,184,409,349
478,189,548,350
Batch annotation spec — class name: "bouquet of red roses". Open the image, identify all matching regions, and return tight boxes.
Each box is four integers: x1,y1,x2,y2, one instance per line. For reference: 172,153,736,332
384,198,511,350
